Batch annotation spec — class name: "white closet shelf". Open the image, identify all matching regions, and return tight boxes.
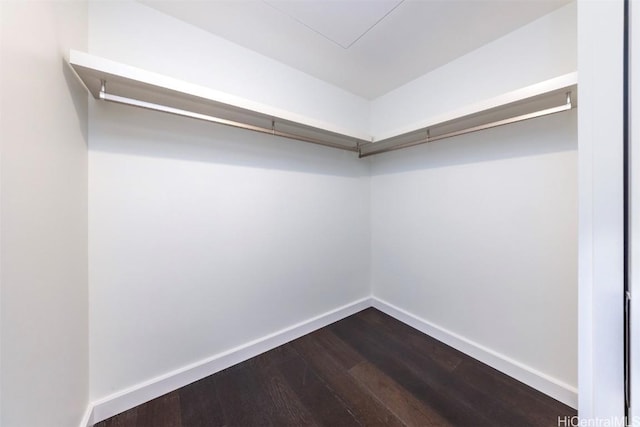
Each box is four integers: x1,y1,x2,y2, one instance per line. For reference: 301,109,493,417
68,50,577,157
68,50,370,152
360,73,577,157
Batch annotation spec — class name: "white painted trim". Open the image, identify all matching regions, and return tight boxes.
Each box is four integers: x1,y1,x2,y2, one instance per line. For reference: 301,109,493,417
371,297,578,409
79,405,94,427
577,1,625,420
89,297,371,424
86,296,577,424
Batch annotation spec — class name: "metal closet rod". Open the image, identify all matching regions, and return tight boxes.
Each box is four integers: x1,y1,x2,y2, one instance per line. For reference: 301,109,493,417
98,80,573,158
359,91,574,158
98,81,362,153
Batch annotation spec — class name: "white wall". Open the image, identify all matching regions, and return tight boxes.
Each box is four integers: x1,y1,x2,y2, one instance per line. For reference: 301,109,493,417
371,112,578,399
369,2,578,406
577,0,625,421
0,1,88,426
88,1,371,401
370,2,577,138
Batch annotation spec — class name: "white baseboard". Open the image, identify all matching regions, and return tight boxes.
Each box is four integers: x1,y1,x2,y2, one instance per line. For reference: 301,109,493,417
79,404,94,427
83,295,577,425
371,297,578,409
88,297,371,425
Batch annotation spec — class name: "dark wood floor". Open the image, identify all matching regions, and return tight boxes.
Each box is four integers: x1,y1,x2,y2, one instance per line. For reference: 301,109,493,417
95,308,575,426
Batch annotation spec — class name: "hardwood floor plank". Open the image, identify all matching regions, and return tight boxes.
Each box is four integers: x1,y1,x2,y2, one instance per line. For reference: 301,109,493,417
303,328,365,370
95,408,137,427
135,392,181,427
251,345,320,426
257,361,319,426
454,358,575,425
291,333,405,426
358,308,463,372
215,361,278,426
179,376,225,427
349,361,451,426
215,345,317,426
276,351,362,426
242,344,300,371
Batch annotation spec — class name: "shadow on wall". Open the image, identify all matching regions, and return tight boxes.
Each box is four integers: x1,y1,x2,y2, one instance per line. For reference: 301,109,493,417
62,59,89,146
89,101,370,178
370,108,577,175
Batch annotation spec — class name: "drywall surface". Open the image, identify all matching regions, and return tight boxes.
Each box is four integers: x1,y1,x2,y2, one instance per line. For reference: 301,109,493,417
88,2,371,399
88,102,371,400
370,1,576,137
0,1,88,426
371,110,578,391
577,0,624,420
89,0,369,138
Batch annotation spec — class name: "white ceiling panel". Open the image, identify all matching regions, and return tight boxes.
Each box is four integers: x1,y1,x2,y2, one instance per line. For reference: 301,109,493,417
139,0,572,99
264,0,403,48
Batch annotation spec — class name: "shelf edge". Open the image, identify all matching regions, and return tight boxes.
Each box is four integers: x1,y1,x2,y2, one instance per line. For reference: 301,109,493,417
69,50,372,143
371,72,578,143
69,50,578,156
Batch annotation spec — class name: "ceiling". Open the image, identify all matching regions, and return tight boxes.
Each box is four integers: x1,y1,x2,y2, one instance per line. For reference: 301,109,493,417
140,0,571,99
